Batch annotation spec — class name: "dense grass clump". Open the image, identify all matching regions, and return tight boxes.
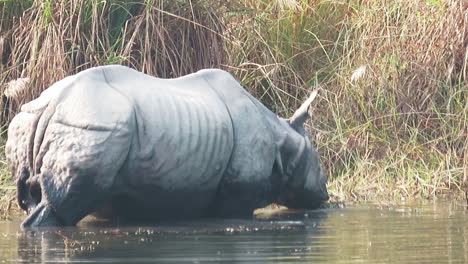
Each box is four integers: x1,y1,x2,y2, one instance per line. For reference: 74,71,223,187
0,0,466,215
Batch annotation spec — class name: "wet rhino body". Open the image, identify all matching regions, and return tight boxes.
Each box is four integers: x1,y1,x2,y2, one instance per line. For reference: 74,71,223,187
6,65,328,227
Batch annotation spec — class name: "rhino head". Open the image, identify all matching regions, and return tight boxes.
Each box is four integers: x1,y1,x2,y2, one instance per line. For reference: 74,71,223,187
275,90,329,209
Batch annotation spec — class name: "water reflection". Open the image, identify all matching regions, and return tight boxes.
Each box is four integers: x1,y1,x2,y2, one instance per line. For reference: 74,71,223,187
15,211,328,263
1,201,467,263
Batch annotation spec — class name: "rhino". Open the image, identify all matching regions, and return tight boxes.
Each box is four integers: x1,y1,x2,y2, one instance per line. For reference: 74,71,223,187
5,65,328,227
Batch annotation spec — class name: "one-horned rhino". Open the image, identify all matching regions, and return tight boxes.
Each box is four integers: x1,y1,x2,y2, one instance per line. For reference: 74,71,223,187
5,65,328,227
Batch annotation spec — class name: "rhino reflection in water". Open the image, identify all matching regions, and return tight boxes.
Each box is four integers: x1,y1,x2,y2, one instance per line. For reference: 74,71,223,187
6,65,328,227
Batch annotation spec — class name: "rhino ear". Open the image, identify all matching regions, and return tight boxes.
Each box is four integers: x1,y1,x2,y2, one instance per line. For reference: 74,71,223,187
289,90,318,128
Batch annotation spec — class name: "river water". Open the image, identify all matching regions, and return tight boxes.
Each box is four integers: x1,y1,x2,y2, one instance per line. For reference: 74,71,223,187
0,201,466,263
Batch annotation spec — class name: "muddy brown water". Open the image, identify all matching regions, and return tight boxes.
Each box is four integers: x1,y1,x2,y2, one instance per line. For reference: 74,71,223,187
0,201,467,263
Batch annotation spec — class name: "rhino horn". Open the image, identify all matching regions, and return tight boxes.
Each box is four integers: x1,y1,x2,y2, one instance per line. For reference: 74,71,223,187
289,89,318,127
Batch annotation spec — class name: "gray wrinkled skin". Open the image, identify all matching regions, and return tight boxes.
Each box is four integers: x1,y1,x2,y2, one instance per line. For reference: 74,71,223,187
5,65,328,228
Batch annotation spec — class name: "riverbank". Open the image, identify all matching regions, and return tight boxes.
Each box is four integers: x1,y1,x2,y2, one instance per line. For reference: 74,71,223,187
0,0,466,218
